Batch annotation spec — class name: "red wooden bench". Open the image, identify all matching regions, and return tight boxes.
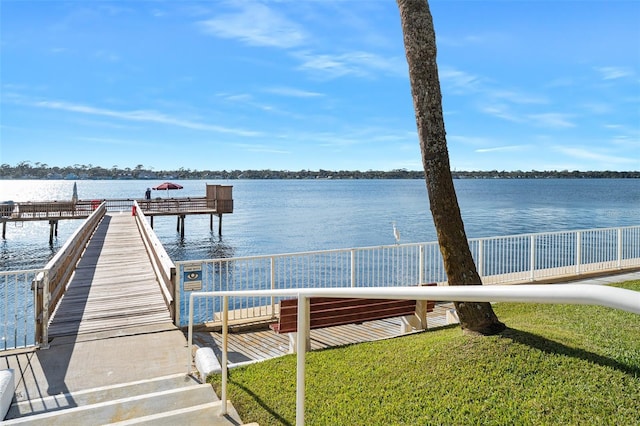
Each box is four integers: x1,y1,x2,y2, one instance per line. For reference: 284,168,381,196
270,283,437,353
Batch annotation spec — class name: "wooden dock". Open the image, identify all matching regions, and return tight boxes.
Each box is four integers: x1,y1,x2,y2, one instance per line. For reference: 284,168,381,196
191,303,455,365
1,195,234,241
47,213,175,340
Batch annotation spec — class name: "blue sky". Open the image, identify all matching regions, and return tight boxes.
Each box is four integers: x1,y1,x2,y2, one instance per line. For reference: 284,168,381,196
1,1,639,172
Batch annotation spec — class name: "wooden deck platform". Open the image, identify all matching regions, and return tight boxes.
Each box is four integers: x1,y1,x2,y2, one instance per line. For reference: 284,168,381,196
47,213,174,340
190,302,455,365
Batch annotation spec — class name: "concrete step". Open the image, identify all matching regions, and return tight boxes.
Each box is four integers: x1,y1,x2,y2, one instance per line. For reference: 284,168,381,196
108,401,236,425
6,373,205,419
3,381,217,425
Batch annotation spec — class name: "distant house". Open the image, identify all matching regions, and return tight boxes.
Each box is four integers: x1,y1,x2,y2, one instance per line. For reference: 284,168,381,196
138,172,158,179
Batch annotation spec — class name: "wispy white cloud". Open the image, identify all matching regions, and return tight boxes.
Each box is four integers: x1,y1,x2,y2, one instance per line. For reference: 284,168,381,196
217,92,287,115
263,86,324,98
478,103,523,123
77,136,155,147
295,51,405,79
553,146,635,164
487,89,547,105
527,113,575,128
595,66,634,80
439,67,482,93
448,135,496,146
198,3,306,49
438,32,507,47
222,93,253,103
31,99,261,136
475,145,528,153
234,143,290,155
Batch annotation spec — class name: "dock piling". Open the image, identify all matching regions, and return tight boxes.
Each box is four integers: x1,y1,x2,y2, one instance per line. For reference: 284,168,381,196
48,220,58,245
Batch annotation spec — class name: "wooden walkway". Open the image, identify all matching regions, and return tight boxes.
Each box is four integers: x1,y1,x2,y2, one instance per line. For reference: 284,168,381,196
191,303,455,365
47,213,174,340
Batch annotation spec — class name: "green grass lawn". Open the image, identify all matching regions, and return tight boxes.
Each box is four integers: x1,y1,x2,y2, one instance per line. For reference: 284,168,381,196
209,281,640,425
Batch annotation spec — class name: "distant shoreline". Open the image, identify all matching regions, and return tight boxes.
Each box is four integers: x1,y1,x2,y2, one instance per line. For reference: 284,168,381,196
2,166,639,180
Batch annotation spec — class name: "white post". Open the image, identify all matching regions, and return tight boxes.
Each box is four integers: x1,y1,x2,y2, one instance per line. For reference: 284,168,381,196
270,257,276,317
187,292,194,375
296,296,309,426
221,295,229,415
418,245,424,284
529,234,536,281
41,270,50,349
175,263,181,327
477,239,484,278
350,250,356,287
617,228,623,269
576,231,582,275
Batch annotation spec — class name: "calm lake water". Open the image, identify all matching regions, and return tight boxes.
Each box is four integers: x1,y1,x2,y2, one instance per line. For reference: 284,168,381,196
1,179,639,271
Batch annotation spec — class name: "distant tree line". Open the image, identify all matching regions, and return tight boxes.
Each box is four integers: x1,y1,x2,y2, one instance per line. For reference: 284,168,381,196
1,161,638,180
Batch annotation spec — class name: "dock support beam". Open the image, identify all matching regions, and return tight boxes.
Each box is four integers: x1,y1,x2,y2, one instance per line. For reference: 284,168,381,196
48,220,58,245
2,221,6,239
210,214,213,232
177,215,186,239
218,214,223,235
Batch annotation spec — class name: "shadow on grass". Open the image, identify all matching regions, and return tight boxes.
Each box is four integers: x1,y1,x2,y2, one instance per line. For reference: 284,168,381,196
502,327,640,377
216,380,292,426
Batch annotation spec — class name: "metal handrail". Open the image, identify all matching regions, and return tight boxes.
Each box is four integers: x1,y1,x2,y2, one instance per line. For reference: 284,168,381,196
188,284,640,425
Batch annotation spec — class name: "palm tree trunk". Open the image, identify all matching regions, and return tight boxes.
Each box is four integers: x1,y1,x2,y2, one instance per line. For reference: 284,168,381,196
397,0,505,335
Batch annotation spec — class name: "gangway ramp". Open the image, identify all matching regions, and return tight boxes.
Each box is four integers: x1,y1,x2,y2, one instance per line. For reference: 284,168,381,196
47,213,174,340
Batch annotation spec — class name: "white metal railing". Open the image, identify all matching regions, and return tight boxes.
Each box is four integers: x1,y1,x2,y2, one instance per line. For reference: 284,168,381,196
176,225,640,327
187,284,640,426
0,269,43,350
1,204,106,351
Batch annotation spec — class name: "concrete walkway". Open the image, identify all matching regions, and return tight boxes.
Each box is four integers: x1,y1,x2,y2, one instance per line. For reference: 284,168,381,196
1,324,245,424
2,270,638,423
549,270,640,286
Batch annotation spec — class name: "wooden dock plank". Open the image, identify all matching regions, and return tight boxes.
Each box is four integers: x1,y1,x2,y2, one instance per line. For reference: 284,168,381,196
192,303,456,365
48,214,174,340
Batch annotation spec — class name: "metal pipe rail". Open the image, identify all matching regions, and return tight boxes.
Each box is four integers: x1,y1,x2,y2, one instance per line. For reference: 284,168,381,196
187,284,640,426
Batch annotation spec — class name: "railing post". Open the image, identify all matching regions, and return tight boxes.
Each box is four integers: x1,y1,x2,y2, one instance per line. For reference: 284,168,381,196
175,263,181,327
350,249,356,288
270,257,276,318
617,228,623,269
41,270,50,349
296,295,309,426
32,271,44,348
529,234,536,281
576,231,582,275
418,245,424,284
187,292,194,375
477,239,484,278
221,295,229,415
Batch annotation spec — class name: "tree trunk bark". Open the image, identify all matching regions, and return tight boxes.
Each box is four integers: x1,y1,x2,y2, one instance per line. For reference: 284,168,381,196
397,0,505,335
